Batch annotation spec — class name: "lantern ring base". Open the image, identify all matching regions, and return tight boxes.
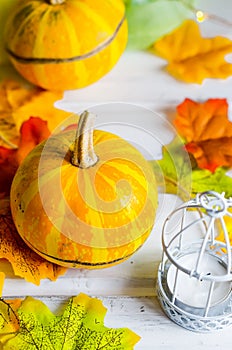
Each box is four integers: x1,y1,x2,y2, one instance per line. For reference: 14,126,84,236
157,263,232,333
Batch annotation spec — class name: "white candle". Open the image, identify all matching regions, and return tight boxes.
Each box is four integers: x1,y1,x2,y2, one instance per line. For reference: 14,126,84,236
167,253,231,308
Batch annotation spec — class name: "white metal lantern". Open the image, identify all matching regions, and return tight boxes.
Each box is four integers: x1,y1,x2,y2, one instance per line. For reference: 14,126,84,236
157,191,232,332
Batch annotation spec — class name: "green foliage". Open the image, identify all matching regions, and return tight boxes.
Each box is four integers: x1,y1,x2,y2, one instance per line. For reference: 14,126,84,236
123,0,196,49
150,136,232,199
0,294,140,349
191,167,232,198
150,136,192,200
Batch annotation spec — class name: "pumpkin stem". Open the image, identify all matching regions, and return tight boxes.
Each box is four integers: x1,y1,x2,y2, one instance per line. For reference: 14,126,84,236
48,0,65,5
71,111,98,168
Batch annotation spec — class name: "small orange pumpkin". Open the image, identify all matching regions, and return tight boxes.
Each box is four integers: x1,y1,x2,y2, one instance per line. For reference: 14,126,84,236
4,0,127,90
10,111,157,268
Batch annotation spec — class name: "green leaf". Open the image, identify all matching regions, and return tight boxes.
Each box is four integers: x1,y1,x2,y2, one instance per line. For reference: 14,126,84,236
0,294,140,349
191,167,232,198
150,136,192,200
124,0,196,49
150,136,232,199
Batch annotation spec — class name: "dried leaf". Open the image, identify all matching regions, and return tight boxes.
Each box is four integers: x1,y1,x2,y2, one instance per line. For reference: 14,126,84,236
0,117,50,196
154,20,232,83
174,98,232,172
0,199,67,285
0,80,69,148
0,293,140,349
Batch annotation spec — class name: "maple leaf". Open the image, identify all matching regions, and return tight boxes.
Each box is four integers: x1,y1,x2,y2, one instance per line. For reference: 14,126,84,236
150,136,192,201
153,20,232,83
191,167,232,198
185,138,232,172
0,298,22,345
150,138,232,199
0,80,69,148
0,198,67,285
0,117,51,196
0,293,140,349
174,98,232,172
174,98,231,143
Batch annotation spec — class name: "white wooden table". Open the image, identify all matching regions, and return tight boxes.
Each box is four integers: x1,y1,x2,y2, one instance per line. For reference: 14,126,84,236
3,1,232,347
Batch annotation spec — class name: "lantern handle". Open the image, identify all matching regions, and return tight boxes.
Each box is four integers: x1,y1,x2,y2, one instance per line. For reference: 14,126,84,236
197,191,232,218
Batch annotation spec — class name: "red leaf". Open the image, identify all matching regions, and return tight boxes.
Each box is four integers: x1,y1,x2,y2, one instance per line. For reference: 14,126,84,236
175,98,232,172
17,117,50,163
0,117,50,195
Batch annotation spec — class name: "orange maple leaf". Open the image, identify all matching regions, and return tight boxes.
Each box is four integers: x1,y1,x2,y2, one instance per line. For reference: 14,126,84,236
174,98,232,172
0,117,51,196
0,80,70,148
0,198,67,285
153,20,232,83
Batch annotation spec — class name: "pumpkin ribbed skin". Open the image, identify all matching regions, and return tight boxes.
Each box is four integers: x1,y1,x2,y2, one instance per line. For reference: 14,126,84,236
4,0,127,90
10,128,157,268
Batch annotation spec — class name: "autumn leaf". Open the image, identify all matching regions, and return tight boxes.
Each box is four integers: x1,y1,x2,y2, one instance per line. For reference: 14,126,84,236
0,117,51,196
174,98,231,143
153,20,232,83
0,80,69,148
0,80,36,148
0,298,22,345
191,167,232,198
150,136,192,200
174,98,232,172
0,198,67,285
150,137,232,199
0,293,140,349
185,138,232,172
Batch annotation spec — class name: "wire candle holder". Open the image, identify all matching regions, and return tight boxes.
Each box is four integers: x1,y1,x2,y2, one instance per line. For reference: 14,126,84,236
157,191,232,332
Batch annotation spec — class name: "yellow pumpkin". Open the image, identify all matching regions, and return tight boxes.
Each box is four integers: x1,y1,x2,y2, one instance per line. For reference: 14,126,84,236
10,111,157,268
4,0,127,90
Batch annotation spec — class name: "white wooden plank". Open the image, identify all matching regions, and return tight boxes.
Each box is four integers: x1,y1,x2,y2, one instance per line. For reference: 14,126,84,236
55,49,232,114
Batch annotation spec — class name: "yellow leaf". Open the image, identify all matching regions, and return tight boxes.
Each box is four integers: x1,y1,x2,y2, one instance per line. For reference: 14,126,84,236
0,199,67,285
13,90,70,133
0,80,70,148
154,20,232,83
0,298,22,345
4,80,36,109
0,293,140,349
